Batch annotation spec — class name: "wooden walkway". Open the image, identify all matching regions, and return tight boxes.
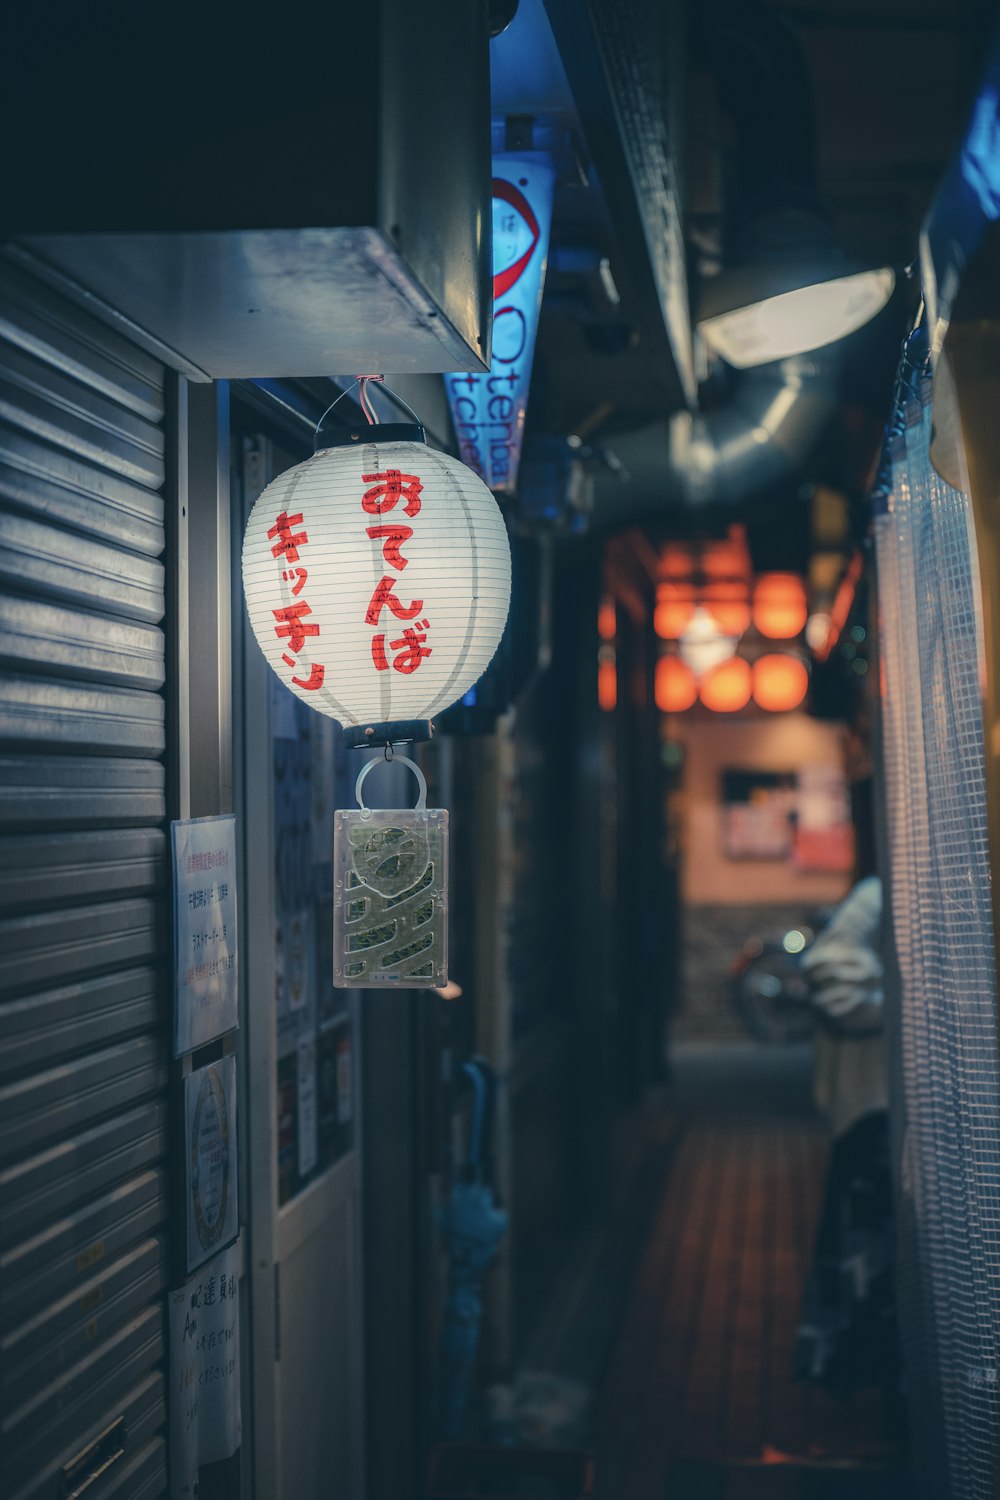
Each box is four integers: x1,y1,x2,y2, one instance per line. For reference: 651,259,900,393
594,1070,903,1500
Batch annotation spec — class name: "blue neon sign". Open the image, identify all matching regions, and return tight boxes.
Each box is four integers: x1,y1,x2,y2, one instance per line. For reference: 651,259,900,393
445,155,556,496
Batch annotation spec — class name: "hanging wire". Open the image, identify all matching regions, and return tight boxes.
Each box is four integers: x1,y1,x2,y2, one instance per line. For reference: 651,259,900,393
379,384,424,425
313,373,382,441
313,373,423,442
358,374,383,426
313,378,360,440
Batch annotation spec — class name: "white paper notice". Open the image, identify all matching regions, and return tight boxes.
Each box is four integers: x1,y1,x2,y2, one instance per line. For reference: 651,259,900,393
797,763,851,831
185,1055,239,1272
172,816,238,1056
169,1241,242,1500
297,1031,318,1178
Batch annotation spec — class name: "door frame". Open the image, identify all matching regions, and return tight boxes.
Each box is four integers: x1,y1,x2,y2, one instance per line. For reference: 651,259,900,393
230,395,366,1500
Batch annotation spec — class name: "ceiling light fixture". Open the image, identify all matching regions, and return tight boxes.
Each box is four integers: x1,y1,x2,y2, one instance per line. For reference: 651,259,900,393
698,264,896,370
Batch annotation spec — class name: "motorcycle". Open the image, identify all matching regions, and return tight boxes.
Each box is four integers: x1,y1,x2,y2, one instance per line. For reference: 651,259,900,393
729,916,826,1045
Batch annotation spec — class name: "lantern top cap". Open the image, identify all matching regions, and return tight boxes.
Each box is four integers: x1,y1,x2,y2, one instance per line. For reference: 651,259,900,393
313,421,426,454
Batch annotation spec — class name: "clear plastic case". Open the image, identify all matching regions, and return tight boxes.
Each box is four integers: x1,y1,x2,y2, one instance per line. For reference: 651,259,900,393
333,757,448,989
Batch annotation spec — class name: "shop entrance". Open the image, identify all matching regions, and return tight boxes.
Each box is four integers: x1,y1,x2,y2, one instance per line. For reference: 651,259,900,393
231,402,363,1500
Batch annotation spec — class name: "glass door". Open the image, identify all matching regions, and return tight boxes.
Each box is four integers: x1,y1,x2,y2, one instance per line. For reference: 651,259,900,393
232,408,364,1500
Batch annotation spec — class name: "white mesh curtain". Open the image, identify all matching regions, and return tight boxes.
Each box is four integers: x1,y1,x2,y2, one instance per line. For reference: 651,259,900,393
875,346,1000,1500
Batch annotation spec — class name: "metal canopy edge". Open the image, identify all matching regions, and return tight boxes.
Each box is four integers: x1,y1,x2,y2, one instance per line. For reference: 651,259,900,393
10,229,488,382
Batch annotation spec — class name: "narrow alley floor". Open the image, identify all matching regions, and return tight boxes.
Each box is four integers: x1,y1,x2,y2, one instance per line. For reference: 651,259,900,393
592,1044,908,1500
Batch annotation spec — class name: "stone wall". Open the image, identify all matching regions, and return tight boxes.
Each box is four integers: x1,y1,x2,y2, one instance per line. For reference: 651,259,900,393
674,901,825,1044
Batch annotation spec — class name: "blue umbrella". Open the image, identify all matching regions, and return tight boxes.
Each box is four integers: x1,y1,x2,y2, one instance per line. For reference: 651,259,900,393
438,1058,509,1440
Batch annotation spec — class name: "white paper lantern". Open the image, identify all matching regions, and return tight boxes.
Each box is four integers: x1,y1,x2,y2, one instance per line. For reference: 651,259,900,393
242,429,512,739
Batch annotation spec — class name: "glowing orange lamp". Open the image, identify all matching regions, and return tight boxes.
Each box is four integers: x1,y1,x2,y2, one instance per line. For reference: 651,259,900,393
753,572,807,639
655,656,698,713
753,653,809,711
598,653,617,712
598,599,618,710
654,583,696,640
704,582,751,637
699,657,752,712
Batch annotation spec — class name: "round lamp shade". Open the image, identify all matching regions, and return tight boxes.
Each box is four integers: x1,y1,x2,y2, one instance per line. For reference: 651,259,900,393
243,436,512,730
699,657,752,713
705,600,751,636
656,656,697,713
704,583,751,638
753,572,807,639
654,585,695,641
598,657,618,713
753,653,809,712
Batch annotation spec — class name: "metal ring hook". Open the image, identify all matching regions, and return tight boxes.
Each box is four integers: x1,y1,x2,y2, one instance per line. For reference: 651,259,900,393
355,753,428,812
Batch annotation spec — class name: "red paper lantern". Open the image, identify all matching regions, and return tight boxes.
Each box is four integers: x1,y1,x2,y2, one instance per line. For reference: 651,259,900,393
656,656,698,713
753,653,809,712
598,656,617,712
704,582,751,638
598,598,617,642
699,657,752,713
705,600,751,636
753,572,807,639
654,584,696,640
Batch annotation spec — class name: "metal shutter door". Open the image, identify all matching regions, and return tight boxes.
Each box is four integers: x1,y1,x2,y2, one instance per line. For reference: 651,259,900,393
0,261,169,1500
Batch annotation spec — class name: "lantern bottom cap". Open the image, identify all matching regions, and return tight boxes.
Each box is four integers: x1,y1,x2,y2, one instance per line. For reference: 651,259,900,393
343,718,435,750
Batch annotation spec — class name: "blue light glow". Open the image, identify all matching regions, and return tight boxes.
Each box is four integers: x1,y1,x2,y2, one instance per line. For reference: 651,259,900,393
961,85,1000,221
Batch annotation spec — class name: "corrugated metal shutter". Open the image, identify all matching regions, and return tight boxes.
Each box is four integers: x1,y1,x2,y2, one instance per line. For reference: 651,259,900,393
0,261,169,1500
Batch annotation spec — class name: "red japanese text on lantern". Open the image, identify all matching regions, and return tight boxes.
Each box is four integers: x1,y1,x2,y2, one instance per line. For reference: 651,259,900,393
366,523,413,569
362,469,423,518
372,620,433,675
362,469,432,675
268,510,308,562
269,510,326,691
365,576,423,626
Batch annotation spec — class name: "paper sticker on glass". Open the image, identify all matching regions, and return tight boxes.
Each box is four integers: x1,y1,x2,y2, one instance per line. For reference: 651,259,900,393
171,814,238,1057
334,807,448,988
185,1054,238,1271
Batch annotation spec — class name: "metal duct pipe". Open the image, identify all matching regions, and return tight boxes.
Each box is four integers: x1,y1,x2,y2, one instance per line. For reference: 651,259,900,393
587,344,838,532
667,0,841,511
597,0,838,520
661,0,840,512
589,320,840,532
667,345,840,510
